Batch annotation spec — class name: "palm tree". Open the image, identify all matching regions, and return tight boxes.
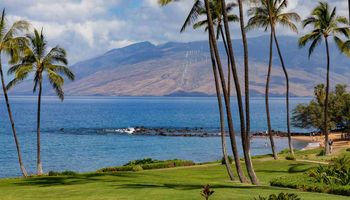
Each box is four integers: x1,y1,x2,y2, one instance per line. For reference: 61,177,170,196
0,9,29,177
160,0,240,181
299,1,350,155
247,0,300,158
7,29,75,175
181,0,238,180
221,0,259,185
202,0,248,183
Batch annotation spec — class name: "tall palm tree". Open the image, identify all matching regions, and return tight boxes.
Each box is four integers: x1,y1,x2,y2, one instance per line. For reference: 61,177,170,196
7,29,75,175
180,0,238,180
247,0,300,158
217,0,259,184
160,0,241,181
202,0,248,183
299,1,350,155
0,9,29,177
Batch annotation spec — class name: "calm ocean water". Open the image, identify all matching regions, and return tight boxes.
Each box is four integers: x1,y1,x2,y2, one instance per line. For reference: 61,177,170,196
0,96,311,178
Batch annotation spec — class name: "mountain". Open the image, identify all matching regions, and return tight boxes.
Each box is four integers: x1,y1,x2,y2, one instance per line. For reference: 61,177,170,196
9,35,350,97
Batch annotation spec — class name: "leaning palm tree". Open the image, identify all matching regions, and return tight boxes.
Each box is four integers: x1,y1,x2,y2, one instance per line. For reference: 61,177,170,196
159,0,250,183
0,9,29,177
299,1,350,155
247,0,300,158
7,29,75,175
160,0,241,181
217,0,259,185
180,0,238,181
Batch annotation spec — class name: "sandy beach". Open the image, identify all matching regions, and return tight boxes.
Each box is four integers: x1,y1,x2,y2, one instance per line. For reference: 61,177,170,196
292,133,350,150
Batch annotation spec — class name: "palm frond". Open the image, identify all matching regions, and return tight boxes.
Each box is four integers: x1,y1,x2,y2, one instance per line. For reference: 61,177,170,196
180,0,203,33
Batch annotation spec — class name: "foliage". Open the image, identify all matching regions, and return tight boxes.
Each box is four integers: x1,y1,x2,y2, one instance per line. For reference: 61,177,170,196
298,1,350,57
98,159,195,172
221,155,233,164
285,154,296,161
124,158,159,166
254,192,301,200
346,148,350,152
292,84,350,132
246,0,300,33
271,174,350,196
48,170,77,176
200,184,214,200
308,156,350,186
6,29,75,101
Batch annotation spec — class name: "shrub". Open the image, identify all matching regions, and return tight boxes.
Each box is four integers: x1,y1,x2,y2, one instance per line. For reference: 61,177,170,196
221,156,233,165
279,148,290,154
98,159,195,172
201,184,214,200
308,156,350,185
124,158,158,166
285,154,296,161
346,148,350,152
132,165,143,171
271,174,350,196
317,149,325,156
48,170,77,176
254,192,301,200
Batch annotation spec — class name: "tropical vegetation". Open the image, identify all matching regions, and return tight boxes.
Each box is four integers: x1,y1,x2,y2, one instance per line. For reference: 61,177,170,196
299,1,350,155
293,84,350,132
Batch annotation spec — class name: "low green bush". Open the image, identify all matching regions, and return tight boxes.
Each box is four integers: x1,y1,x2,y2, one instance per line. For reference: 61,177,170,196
98,159,195,173
48,170,78,176
317,149,325,156
279,148,290,155
221,156,233,165
271,174,350,196
308,156,350,185
285,154,296,161
124,158,158,166
254,192,301,200
346,148,350,152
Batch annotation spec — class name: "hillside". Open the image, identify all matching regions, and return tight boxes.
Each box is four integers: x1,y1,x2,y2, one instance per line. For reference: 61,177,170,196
9,35,350,96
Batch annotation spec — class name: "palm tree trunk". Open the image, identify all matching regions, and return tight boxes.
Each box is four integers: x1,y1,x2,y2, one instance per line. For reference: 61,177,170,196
266,32,278,159
273,31,294,156
219,25,231,99
204,0,248,183
324,36,330,155
0,57,28,177
37,78,43,175
348,0,350,22
221,0,259,184
209,35,235,181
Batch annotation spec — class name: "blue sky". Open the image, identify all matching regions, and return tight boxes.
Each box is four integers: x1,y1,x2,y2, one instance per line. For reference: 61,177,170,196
2,0,348,64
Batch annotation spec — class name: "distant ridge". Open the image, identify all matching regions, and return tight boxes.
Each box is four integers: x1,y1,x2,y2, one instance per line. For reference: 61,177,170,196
9,35,350,97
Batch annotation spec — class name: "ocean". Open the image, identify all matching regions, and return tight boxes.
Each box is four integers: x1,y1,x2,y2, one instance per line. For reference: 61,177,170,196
0,96,311,177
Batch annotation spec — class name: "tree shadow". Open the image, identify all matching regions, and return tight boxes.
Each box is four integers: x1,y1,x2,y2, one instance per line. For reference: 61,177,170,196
115,183,275,191
14,172,136,187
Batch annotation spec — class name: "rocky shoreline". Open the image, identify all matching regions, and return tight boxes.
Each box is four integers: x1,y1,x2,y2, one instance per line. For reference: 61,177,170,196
104,126,312,138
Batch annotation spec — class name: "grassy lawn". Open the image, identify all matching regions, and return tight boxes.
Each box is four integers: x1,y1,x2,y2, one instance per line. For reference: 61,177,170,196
0,159,349,200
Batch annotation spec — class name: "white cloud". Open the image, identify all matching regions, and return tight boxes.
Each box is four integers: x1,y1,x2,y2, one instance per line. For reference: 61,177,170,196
2,0,349,64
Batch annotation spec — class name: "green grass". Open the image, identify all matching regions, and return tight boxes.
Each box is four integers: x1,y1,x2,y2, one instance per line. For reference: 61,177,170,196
0,160,349,200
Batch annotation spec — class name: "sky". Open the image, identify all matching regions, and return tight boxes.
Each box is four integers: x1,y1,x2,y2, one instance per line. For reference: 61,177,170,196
3,0,349,64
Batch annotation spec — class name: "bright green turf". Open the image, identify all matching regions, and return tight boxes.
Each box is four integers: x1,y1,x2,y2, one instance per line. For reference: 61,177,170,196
0,160,349,200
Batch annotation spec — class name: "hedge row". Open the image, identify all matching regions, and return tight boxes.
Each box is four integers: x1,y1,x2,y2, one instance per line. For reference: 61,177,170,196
97,159,195,173
271,175,350,196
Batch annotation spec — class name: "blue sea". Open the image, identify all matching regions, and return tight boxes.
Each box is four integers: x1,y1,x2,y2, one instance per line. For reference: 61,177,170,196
0,96,311,178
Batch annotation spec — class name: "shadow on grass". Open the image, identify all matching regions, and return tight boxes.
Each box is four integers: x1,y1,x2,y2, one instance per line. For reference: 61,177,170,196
288,163,316,173
14,172,139,187
115,183,274,191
